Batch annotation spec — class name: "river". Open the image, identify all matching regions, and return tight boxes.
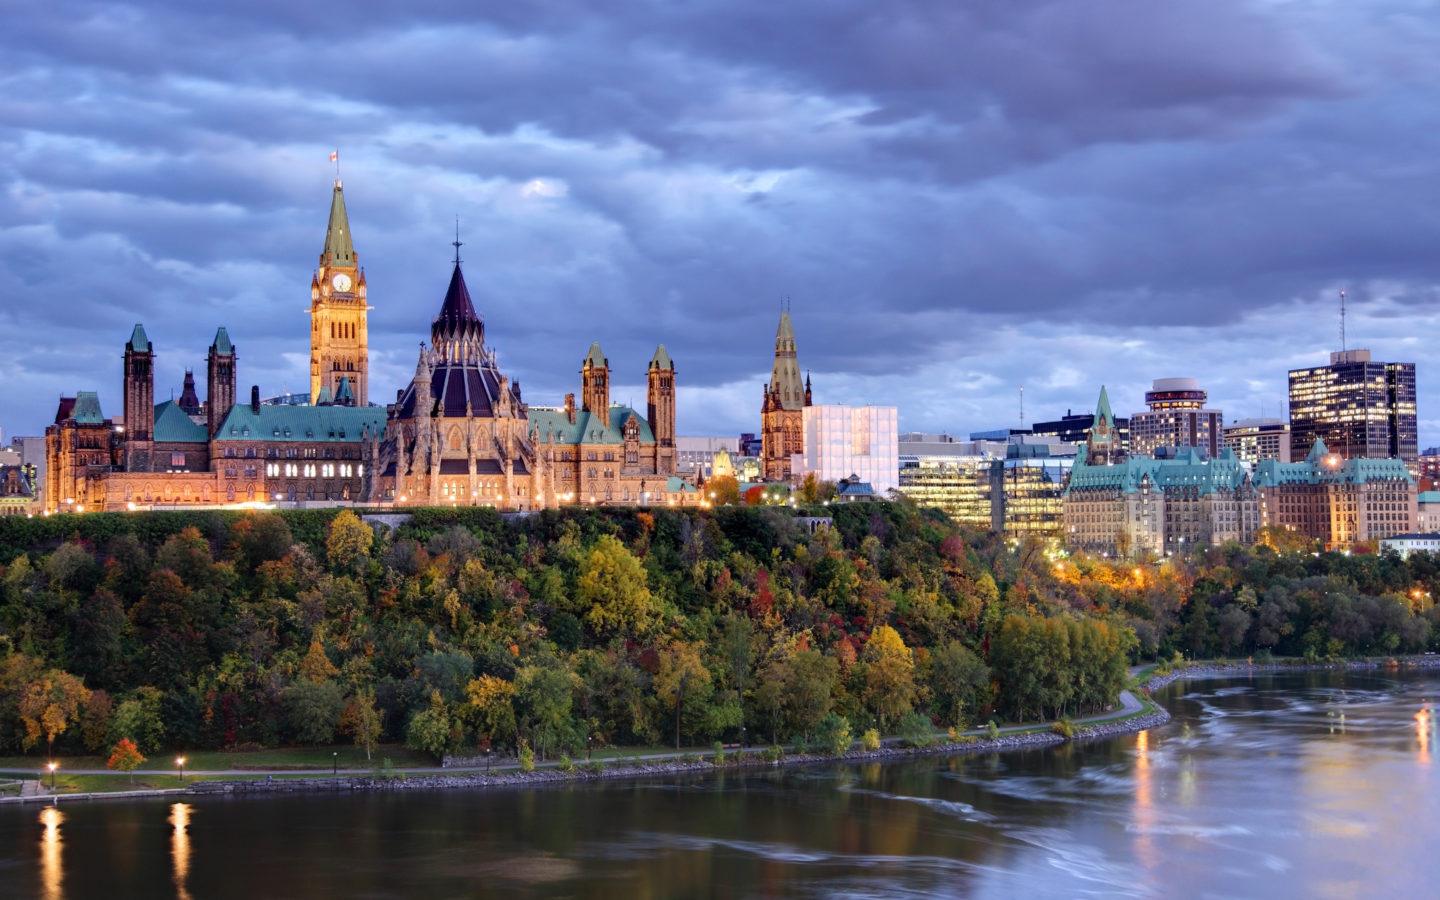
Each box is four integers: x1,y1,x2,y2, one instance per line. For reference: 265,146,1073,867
2,670,1436,898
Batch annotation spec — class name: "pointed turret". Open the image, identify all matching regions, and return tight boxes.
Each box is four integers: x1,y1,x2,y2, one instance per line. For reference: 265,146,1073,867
126,323,150,353
206,327,236,437
1306,436,1329,463
320,180,355,267
123,322,154,445
581,341,610,414
431,262,484,362
648,344,677,473
649,344,673,370
1095,385,1115,429
768,311,805,411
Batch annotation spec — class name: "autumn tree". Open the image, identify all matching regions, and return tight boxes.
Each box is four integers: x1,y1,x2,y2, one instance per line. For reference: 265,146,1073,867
926,641,991,729
19,668,90,756
860,625,916,731
406,690,457,760
340,689,383,761
326,510,374,572
108,737,146,784
576,535,660,637
464,675,517,750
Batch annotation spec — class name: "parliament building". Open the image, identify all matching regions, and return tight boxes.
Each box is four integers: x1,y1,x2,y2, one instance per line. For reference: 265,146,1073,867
44,179,697,513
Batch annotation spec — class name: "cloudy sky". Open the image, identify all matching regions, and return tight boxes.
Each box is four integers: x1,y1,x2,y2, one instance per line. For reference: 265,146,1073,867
4,1,1440,444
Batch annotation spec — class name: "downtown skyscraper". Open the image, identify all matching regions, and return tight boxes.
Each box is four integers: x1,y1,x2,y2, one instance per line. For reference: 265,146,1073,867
1288,349,1417,463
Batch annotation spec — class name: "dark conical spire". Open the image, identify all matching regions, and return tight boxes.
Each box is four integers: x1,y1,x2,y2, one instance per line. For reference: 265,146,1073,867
431,262,484,362
321,180,355,266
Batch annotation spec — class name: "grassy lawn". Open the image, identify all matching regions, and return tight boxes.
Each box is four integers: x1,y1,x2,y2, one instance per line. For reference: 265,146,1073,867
0,744,431,774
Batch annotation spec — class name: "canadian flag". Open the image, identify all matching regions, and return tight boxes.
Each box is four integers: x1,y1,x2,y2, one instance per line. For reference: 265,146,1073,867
329,150,338,162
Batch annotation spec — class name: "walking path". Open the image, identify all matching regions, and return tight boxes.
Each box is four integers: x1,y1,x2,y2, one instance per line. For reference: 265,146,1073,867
0,686,1150,786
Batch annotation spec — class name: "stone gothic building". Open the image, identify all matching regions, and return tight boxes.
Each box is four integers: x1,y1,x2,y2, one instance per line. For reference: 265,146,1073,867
372,261,694,509
760,311,812,482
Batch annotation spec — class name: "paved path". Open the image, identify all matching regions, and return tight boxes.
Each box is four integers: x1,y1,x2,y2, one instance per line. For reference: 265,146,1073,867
0,687,1151,781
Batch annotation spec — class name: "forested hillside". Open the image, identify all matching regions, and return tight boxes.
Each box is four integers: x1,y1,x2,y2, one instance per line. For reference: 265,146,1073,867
1,502,1433,762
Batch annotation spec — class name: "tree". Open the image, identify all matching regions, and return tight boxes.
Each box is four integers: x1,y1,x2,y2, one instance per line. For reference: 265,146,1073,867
653,641,712,749
812,712,852,756
19,668,90,756
707,475,741,506
109,686,166,753
326,510,374,571
927,641,991,729
282,680,346,746
515,665,577,759
783,649,838,741
340,689,383,761
406,691,455,760
297,637,339,683
107,737,146,784
576,536,660,637
860,625,916,731
464,675,517,750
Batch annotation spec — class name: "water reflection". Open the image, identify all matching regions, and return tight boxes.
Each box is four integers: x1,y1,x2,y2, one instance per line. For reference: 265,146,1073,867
1132,729,1158,874
170,802,192,900
39,805,63,900
1417,707,1432,765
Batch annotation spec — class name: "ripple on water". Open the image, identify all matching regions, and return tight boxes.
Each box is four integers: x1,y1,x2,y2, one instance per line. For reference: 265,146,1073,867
836,785,996,823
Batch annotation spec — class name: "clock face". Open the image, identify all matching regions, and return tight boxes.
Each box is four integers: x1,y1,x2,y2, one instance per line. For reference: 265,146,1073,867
332,273,353,292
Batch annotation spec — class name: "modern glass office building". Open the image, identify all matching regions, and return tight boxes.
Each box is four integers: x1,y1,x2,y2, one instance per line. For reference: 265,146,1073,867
1288,349,1417,463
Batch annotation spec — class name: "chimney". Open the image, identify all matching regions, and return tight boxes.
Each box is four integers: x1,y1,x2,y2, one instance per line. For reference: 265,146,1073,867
250,385,261,413
564,392,576,424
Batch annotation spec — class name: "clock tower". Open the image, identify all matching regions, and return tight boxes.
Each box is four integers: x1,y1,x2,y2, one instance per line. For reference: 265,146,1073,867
309,179,369,405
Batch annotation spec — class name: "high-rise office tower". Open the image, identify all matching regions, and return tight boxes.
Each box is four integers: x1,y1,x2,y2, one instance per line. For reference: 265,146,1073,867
1288,350,1416,463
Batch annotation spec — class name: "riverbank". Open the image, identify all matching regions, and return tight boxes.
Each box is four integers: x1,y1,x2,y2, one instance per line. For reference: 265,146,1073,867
1,687,1169,804
13,654,1437,805
1139,654,1440,694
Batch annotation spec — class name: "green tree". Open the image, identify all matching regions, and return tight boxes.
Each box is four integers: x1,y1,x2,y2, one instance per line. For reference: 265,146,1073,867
653,640,712,749
812,712,852,756
576,535,660,637
406,691,455,760
282,680,346,746
515,664,578,759
109,686,166,753
926,641,991,729
783,648,839,741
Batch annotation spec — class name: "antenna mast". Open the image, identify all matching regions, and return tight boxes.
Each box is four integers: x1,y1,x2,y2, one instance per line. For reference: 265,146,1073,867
1019,385,1025,428
1339,288,1347,352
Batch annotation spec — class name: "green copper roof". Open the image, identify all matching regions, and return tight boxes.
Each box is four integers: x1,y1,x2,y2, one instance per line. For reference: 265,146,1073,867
583,342,607,368
72,391,105,424
215,403,384,443
650,344,673,370
322,182,355,266
1254,447,1414,488
335,376,354,404
316,385,333,405
528,405,655,446
153,400,208,443
1095,385,1114,427
1067,446,1252,496
1418,491,1440,504
211,327,234,356
127,324,150,353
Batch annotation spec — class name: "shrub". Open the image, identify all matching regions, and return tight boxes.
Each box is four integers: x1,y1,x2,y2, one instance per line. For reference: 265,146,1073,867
763,745,784,763
558,755,575,773
519,743,535,773
712,741,726,767
585,760,604,775
986,720,1000,740
812,712,852,756
897,711,934,748
1051,718,1075,741
860,728,881,752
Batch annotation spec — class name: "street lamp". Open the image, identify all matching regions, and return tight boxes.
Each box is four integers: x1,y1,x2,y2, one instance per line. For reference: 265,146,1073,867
47,761,58,792
485,747,492,774
332,752,338,775
740,725,747,750
587,735,594,762
176,756,187,781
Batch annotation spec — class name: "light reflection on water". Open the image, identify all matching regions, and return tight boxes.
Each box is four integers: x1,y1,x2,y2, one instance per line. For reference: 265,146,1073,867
1,670,1437,898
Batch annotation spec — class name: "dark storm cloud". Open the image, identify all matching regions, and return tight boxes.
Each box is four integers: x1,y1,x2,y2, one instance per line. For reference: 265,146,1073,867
2,0,1439,444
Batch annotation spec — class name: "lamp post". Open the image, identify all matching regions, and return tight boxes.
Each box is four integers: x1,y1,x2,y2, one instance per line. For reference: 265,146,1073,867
740,725,747,750
47,761,58,793
587,735,593,762
332,752,338,776
485,747,492,775
176,756,187,782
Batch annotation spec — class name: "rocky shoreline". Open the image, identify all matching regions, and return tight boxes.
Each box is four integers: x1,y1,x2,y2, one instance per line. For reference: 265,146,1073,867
190,704,1173,798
